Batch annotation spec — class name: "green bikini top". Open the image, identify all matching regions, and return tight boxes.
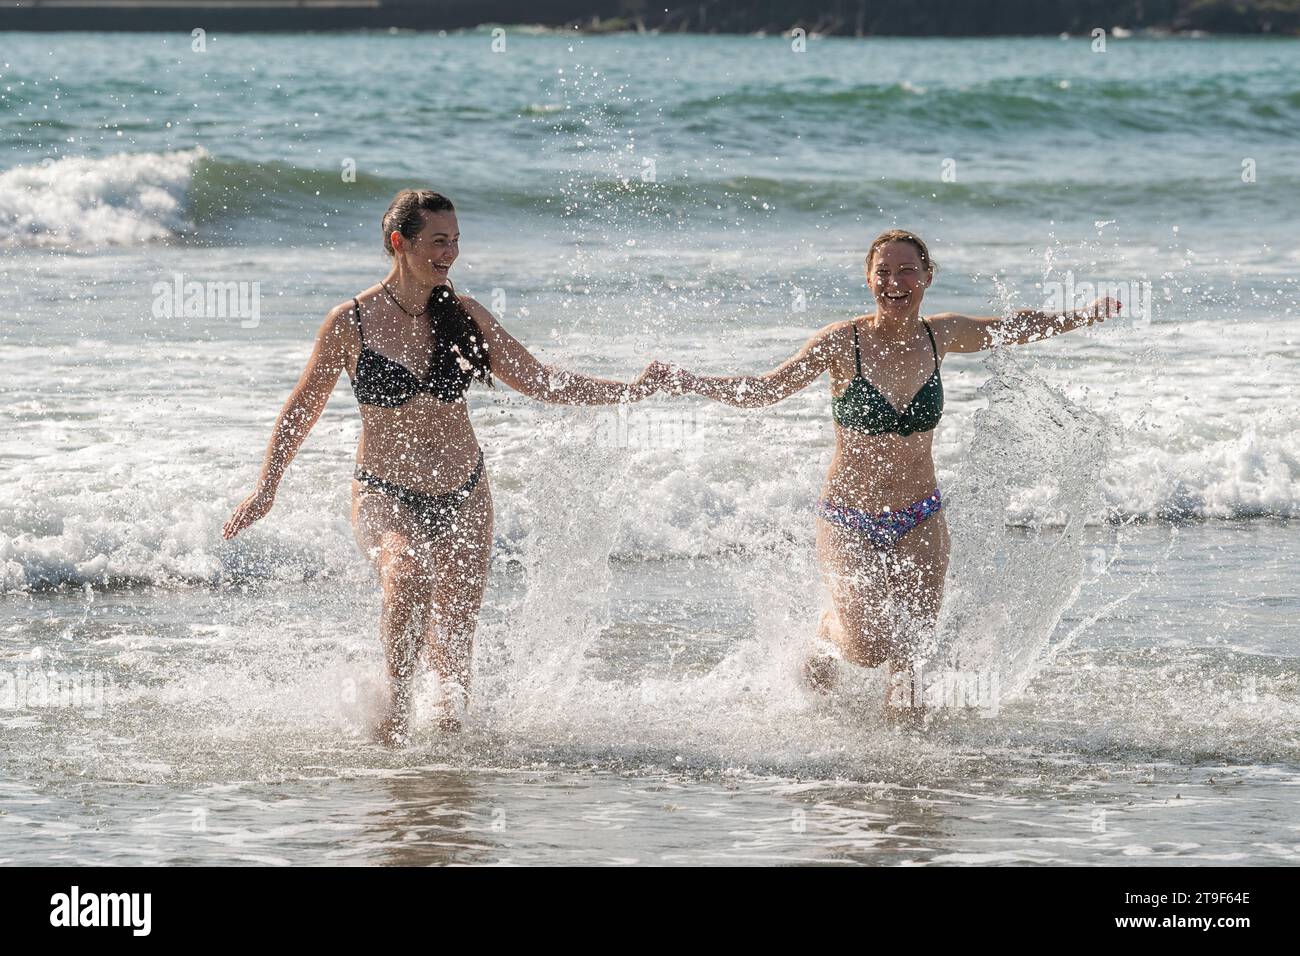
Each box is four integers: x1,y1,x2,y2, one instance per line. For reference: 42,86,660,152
831,320,944,437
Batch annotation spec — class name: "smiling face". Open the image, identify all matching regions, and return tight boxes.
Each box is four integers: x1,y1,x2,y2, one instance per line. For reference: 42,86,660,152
866,239,932,318
391,209,460,282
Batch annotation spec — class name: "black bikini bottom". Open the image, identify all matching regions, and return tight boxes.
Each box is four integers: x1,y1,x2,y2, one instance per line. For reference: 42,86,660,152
354,450,485,534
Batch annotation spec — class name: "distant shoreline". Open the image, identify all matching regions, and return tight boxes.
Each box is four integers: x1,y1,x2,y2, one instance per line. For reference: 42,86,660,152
1,1,1296,37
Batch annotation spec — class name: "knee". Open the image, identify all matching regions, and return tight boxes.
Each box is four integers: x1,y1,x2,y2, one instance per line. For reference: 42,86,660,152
843,637,890,669
380,555,432,606
838,611,891,669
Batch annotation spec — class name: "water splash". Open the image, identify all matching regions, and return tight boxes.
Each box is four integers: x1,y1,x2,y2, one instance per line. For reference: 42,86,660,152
939,346,1114,697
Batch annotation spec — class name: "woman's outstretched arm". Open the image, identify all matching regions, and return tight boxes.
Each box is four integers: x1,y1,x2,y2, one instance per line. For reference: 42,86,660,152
222,307,349,539
670,322,840,408
460,296,656,405
929,296,1121,354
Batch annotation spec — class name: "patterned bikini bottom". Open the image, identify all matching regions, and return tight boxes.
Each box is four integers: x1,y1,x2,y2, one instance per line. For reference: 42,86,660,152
817,489,943,549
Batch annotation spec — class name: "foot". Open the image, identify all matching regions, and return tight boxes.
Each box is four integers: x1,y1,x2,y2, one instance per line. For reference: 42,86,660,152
434,680,468,734
376,675,414,746
435,713,463,734
802,654,839,694
375,706,410,747
883,667,928,730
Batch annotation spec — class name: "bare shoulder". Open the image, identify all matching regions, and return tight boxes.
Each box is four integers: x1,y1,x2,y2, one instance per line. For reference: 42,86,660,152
925,311,970,326
457,293,492,318
326,297,358,320
819,317,855,337
309,300,368,366
925,311,976,331
808,319,856,376
457,294,504,330
321,298,361,338
808,318,854,351
925,314,993,358
922,312,974,355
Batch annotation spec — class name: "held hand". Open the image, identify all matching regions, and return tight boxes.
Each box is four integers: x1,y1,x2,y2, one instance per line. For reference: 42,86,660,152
628,362,662,400
630,360,682,399
1086,296,1122,324
643,360,692,396
665,364,694,395
222,488,276,539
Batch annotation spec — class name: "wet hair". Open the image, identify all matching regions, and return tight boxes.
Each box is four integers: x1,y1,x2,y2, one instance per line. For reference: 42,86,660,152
382,188,455,256
382,189,492,386
430,283,493,388
866,229,937,277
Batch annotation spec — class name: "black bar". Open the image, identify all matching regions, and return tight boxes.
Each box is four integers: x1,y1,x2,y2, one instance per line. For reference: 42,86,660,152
2,865,1292,942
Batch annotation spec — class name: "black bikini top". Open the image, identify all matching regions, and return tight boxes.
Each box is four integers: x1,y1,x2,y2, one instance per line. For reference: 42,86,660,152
349,297,474,407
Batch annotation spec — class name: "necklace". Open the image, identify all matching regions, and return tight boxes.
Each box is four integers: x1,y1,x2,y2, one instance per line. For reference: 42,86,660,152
380,281,428,319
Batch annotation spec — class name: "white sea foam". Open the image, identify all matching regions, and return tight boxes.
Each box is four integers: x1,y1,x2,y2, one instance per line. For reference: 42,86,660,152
0,334,1296,594
0,148,206,247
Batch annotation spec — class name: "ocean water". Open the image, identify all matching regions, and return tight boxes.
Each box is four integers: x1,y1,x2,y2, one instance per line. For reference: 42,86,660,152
1,31,1297,865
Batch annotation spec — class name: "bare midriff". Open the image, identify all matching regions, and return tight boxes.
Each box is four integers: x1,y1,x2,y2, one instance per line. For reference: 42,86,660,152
354,397,481,494
820,427,939,513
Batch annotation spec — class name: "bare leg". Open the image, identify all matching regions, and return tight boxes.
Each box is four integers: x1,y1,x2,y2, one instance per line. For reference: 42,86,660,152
811,517,896,696
812,510,951,725
803,611,843,693
374,537,435,745
353,489,436,747
879,512,951,727
421,478,493,732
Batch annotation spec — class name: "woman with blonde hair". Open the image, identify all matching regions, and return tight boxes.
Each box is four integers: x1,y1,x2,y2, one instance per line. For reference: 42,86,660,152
659,229,1118,722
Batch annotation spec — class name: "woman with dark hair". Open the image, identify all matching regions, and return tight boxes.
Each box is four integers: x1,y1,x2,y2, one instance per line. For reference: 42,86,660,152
655,230,1119,724
223,189,659,745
